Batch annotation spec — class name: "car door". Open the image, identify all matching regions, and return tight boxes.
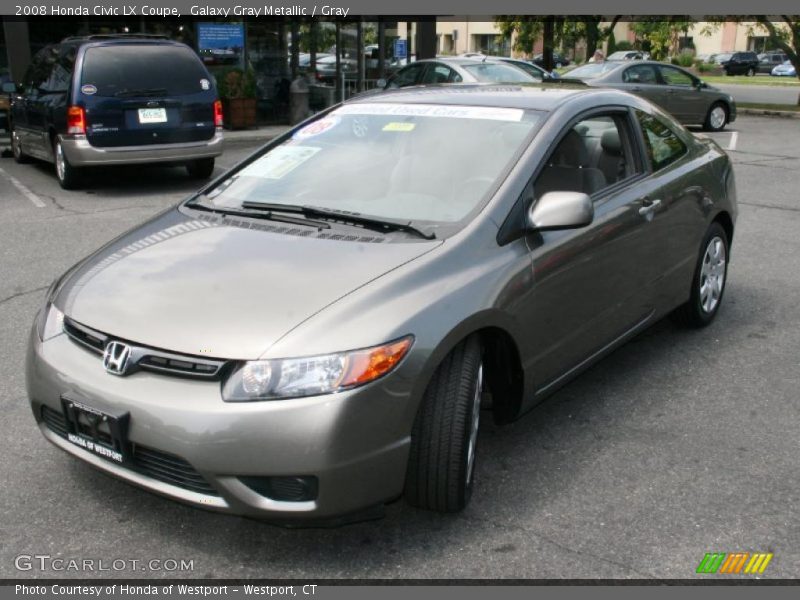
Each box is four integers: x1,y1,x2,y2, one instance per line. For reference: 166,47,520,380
632,109,707,309
420,62,462,84
619,64,667,108
519,110,659,393
656,65,707,123
385,62,427,89
17,49,53,158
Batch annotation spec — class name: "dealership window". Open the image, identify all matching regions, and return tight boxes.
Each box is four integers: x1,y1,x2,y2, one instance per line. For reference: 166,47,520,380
471,34,510,56
636,111,687,171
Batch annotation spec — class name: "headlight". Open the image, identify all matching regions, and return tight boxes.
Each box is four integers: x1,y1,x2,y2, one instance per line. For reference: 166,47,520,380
37,303,65,342
222,336,413,401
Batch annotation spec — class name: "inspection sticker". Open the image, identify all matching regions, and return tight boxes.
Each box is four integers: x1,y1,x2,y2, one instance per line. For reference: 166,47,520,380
382,122,416,132
239,145,321,179
294,116,340,139
335,103,524,122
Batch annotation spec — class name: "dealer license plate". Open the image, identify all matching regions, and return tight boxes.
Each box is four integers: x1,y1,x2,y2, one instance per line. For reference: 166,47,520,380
61,398,130,464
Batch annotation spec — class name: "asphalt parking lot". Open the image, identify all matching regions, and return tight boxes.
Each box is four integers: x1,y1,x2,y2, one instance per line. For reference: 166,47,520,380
1,115,799,580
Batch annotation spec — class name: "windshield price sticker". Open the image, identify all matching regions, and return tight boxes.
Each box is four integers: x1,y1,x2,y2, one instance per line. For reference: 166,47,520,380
383,122,416,132
294,116,341,139
335,103,524,122
239,146,321,180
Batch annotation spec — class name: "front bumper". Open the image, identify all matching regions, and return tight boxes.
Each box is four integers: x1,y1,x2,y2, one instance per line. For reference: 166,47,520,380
60,131,224,167
26,326,413,523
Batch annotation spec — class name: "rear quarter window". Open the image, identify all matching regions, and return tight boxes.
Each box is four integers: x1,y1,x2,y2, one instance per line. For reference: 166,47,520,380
80,44,212,97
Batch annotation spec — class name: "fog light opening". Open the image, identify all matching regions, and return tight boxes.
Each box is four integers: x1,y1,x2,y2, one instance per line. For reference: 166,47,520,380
239,475,318,502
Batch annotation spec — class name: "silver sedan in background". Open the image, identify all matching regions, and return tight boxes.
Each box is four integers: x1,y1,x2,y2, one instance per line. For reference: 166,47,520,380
565,60,737,131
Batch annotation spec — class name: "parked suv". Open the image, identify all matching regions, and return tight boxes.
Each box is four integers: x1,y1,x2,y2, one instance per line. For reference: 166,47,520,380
719,51,759,76
9,35,224,189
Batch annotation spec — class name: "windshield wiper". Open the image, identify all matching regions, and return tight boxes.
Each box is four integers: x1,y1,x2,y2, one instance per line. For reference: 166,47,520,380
187,200,331,230
240,202,436,240
114,87,168,97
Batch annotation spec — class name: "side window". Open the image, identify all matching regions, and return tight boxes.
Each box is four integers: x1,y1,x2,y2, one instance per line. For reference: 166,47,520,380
658,66,694,87
25,50,53,94
636,110,688,171
391,63,426,87
533,114,639,200
43,61,71,93
623,64,658,84
422,64,457,84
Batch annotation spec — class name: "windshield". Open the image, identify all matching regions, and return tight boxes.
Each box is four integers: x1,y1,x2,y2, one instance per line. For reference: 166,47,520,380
462,63,535,82
198,103,540,229
565,62,619,79
81,45,211,97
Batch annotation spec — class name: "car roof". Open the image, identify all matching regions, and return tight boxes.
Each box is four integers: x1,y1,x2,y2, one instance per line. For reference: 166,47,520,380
347,82,615,112
59,34,185,49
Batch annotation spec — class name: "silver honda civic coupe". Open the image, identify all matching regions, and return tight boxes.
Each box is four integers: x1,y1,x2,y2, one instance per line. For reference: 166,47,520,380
27,84,737,524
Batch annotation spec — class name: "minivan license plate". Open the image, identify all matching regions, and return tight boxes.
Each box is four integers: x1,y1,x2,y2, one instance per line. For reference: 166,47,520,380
138,108,167,124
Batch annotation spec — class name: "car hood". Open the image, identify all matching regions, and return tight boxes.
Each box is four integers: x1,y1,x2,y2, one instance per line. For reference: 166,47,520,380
56,208,440,359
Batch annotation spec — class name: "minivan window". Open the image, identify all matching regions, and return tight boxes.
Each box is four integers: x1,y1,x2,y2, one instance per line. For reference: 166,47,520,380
80,45,211,97
200,104,541,226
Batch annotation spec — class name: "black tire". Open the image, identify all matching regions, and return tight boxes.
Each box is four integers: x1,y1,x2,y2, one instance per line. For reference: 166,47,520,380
405,335,484,512
54,137,82,190
702,102,728,132
186,158,215,179
673,222,729,328
11,127,29,164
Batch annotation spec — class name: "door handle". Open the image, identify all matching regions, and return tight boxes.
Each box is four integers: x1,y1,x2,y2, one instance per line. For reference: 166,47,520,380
638,198,662,216
631,86,643,92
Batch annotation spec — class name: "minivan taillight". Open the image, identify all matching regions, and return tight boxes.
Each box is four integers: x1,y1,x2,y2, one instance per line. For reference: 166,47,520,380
213,100,223,128
66,106,86,135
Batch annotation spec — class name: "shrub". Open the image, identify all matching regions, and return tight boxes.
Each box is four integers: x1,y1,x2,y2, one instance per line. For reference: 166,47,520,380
615,40,634,51
217,68,257,99
677,50,695,67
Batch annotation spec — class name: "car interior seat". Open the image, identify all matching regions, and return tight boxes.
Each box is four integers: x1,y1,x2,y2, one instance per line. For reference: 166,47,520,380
596,127,627,184
534,129,607,198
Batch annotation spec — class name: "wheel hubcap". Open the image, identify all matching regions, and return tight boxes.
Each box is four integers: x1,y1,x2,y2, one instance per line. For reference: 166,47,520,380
465,363,483,486
699,236,726,314
710,107,726,129
55,142,65,181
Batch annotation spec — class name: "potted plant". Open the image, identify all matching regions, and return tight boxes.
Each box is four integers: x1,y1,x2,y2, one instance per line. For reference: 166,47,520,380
217,68,257,129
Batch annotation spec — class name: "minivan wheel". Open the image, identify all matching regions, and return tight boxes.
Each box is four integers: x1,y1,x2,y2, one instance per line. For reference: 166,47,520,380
674,222,729,328
54,138,81,190
186,158,215,179
405,335,483,512
703,103,728,132
11,129,29,163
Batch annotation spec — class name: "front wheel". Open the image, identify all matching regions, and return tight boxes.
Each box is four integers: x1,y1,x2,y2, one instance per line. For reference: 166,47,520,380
746,67,755,77
405,336,484,512
674,222,729,328
54,138,82,190
703,103,728,132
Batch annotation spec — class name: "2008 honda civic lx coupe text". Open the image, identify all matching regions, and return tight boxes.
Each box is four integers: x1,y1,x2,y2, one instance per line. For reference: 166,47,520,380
27,84,736,524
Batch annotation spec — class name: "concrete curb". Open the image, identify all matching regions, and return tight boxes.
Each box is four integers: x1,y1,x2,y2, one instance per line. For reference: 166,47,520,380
738,108,800,119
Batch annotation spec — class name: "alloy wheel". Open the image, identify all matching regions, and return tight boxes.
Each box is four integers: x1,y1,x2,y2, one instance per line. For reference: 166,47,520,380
699,236,726,314
709,106,727,130
55,141,66,182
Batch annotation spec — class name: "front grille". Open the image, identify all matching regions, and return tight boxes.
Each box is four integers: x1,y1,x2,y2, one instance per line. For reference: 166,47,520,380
63,317,228,380
41,406,219,496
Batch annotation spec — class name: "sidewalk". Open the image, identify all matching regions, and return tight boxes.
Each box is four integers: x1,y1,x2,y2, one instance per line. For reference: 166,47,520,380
222,125,291,144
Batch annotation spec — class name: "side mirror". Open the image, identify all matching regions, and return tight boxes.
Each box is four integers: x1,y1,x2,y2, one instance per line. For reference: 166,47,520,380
528,192,594,231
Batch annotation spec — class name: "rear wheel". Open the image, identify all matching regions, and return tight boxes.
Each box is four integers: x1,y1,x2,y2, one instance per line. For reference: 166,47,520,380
186,158,215,179
54,138,82,190
405,335,484,512
674,222,729,328
746,67,755,77
703,103,728,132
11,128,29,163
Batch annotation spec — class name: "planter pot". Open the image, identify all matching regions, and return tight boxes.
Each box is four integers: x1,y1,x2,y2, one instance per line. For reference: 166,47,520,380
222,97,257,129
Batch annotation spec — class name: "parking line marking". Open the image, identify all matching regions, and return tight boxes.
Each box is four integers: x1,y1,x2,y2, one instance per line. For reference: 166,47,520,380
728,132,739,151
0,167,46,207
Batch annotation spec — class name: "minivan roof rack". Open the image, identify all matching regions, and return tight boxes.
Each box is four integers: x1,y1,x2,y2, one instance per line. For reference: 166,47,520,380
61,33,171,42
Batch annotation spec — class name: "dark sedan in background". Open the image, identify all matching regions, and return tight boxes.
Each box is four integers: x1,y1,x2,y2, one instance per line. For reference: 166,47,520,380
565,60,737,131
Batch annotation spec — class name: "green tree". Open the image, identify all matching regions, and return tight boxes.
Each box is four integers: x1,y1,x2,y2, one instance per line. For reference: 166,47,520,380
630,19,693,61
